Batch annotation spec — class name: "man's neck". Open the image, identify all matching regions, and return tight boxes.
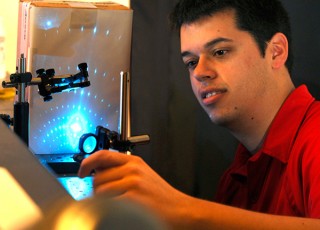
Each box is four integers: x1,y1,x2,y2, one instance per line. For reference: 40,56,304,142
230,83,295,154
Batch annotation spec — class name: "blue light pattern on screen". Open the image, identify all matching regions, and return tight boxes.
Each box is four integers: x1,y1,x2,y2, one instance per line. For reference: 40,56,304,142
25,5,132,200
57,176,93,200
28,59,121,155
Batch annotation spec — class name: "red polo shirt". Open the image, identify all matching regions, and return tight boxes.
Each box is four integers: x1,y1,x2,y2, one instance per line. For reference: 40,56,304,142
215,85,320,218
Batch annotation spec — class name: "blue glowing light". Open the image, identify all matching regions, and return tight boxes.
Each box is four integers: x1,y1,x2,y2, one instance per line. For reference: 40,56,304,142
57,177,93,200
37,17,61,30
70,122,82,133
29,63,120,155
82,135,97,154
66,113,90,150
46,20,52,27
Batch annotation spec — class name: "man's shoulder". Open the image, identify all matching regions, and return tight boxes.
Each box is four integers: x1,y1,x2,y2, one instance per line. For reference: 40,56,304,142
293,100,320,150
303,100,320,124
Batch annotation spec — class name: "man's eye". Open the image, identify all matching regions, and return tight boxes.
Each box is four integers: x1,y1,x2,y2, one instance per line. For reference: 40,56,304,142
185,60,198,70
214,50,228,56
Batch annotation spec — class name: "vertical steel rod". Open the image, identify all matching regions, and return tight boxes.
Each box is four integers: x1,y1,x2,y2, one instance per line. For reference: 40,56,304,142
120,71,131,154
14,53,29,145
18,53,26,103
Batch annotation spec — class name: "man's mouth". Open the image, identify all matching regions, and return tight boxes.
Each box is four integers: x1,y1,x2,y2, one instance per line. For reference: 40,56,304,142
204,92,218,99
201,90,226,99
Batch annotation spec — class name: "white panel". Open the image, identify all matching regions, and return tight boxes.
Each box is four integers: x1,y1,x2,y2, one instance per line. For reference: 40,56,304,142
0,0,130,81
19,2,133,155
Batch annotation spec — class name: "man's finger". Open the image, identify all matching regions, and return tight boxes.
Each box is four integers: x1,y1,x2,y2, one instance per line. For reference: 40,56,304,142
77,150,128,178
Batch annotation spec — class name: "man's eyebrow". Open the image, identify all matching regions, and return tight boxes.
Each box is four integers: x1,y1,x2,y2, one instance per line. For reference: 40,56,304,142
181,51,192,58
205,37,233,49
181,37,233,58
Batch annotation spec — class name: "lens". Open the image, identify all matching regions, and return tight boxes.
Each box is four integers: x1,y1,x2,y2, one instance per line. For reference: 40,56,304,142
79,134,97,154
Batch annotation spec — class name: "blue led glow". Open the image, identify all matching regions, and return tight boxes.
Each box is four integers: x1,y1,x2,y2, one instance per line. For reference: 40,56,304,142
57,177,93,200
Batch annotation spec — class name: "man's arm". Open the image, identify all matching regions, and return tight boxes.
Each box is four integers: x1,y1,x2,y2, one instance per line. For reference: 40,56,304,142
78,150,320,230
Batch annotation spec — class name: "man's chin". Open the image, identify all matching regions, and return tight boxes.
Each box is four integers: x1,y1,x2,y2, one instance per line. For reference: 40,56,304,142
208,113,230,127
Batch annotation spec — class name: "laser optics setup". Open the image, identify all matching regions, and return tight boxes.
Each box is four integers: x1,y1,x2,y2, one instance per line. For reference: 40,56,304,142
0,55,150,200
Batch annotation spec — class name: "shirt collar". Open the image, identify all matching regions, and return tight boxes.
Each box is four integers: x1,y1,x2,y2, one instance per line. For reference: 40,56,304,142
260,85,315,163
229,85,314,177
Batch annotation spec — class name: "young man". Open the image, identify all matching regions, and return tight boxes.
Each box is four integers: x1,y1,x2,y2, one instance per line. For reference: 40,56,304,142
78,0,320,229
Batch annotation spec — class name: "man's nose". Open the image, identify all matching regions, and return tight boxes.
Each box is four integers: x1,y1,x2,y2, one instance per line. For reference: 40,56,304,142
193,57,217,82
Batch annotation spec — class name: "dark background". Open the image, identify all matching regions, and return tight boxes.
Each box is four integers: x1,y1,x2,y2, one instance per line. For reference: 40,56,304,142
129,0,320,200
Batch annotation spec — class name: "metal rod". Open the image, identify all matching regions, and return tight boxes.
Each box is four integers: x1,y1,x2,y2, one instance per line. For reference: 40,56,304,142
18,54,26,103
14,53,29,145
119,72,132,155
120,71,131,141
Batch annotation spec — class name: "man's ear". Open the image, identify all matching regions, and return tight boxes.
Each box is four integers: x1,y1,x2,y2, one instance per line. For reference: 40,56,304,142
268,32,289,69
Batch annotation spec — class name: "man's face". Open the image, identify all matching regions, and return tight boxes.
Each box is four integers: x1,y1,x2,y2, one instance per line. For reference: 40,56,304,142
180,10,273,129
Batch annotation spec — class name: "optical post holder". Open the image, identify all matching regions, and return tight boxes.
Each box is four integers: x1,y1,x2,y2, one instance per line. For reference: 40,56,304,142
1,54,90,146
75,72,150,162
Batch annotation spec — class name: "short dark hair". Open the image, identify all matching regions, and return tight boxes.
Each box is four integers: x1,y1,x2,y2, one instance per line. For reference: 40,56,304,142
169,0,293,73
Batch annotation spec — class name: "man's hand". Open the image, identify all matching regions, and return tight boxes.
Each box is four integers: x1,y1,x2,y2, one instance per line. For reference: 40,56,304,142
77,150,320,230
78,150,191,228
